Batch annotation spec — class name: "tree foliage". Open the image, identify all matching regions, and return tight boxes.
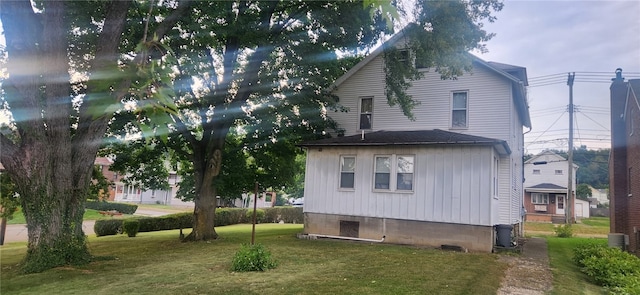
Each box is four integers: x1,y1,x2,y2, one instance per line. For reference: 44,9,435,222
576,183,593,201
536,146,610,189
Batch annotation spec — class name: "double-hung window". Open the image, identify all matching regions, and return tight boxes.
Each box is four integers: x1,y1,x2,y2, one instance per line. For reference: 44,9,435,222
340,156,356,189
531,193,549,204
374,156,391,189
374,155,414,191
451,91,468,128
359,97,373,130
396,156,414,191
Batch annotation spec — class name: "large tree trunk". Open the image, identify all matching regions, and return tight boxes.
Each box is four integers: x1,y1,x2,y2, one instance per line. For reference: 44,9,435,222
184,149,223,241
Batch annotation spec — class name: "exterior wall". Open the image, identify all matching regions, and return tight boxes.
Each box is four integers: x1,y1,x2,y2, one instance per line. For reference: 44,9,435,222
304,145,496,226
524,153,577,189
610,79,640,255
330,57,514,143
622,84,640,254
304,212,495,252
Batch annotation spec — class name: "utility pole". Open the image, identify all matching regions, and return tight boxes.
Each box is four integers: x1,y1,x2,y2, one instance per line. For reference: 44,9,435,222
566,72,575,224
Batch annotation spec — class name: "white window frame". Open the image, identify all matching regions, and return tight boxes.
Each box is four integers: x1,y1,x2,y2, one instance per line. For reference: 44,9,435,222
373,154,414,192
359,96,373,130
374,155,391,190
451,91,468,129
531,193,549,204
555,169,563,175
339,155,356,190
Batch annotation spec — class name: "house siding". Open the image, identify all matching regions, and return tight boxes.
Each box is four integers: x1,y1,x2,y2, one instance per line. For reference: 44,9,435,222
331,57,513,143
304,145,494,226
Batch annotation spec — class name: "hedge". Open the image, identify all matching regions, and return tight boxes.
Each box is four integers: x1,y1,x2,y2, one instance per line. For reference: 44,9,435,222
573,243,640,294
94,207,303,237
85,200,138,214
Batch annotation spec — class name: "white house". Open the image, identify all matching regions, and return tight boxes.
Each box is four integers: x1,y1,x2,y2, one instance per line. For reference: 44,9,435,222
523,151,589,222
299,31,531,252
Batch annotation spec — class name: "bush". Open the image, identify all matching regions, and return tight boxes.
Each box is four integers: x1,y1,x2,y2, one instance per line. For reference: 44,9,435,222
85,200,138,214
263,207,303,223
93,207,305,237
554,224,573,238
94,219,123,237
123,220,140,237
231,243,277,272
574,243,640,293
245,208,265,223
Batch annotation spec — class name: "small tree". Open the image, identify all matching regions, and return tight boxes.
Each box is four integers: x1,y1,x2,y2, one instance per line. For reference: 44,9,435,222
576,183,593,201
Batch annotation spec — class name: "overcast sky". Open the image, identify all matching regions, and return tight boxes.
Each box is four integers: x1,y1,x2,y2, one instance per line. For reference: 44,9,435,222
475,0,640,154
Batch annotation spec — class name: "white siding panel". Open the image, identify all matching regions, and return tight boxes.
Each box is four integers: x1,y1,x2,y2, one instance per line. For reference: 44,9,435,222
332,56,514,142
304,146,494,226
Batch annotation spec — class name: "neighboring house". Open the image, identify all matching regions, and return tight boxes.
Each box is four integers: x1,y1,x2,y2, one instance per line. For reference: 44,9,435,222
609,69,640,255
523,151,588,223
95,157,194,207
587,185,609,208
299,30,531,252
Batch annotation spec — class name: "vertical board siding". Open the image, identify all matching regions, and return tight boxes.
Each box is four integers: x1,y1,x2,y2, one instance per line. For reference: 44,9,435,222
304,146,494,226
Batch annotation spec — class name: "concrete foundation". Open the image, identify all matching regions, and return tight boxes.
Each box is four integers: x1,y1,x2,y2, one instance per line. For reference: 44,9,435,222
304,212,496,252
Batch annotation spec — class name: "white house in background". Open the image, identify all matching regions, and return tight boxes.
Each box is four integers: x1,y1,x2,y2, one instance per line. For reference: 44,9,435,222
299,29,531,252
523,151,589,223
588,185,609,207
95,157,194,207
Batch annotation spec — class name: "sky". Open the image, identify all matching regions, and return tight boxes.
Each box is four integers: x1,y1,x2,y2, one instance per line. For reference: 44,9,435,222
474,0,640,154
1,1,639,155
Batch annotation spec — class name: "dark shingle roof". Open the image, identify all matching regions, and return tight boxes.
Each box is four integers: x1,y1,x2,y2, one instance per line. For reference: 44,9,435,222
300,129,511,154
526,183,567,190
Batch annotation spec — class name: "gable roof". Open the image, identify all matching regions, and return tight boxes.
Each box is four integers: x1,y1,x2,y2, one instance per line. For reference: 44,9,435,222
330,25,531,128
299,129,511,155
525,150,566,164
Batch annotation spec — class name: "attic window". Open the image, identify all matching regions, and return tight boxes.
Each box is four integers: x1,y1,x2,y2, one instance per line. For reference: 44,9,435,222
533,169,540,175
398,49,410,66
359,97,373,130
451,91,468,128
555,170,563,175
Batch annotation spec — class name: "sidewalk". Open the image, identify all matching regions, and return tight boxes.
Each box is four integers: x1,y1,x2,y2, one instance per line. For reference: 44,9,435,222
1,206,186,244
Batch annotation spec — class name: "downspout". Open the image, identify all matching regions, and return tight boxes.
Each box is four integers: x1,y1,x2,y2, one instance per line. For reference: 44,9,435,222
307,234,386,243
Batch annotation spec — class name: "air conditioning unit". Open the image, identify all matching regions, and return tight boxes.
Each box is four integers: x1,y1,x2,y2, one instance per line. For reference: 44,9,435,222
534,205,547,212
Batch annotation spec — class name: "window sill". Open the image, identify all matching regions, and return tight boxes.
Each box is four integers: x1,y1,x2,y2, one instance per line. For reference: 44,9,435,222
372,189,413,194
338,188,355,192
449,127,468,130
629,194,633,197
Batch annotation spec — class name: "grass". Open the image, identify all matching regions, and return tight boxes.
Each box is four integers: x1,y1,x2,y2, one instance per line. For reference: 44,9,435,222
6,208,130,225
525,217,610,236
1,224,508,295
546,237,606,295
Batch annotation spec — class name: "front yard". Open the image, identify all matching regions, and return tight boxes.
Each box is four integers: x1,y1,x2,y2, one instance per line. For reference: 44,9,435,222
1,224,506,295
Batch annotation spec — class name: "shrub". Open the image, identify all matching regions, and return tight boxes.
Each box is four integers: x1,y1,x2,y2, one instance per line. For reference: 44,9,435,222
123,220,140,237
85,200,138,214
574,243,640,293
231,243,277,272
554,224,573,238
245,208,265,223
94,219,123,237
263,207,303,223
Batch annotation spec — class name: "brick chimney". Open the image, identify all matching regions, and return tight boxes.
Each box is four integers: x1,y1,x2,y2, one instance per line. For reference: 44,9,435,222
610,68,628,234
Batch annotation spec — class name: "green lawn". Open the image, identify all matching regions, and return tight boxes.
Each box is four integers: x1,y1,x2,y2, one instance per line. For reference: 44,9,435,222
546,237,606,295
525,217,610,236
6,208,132,225
1,224,508,295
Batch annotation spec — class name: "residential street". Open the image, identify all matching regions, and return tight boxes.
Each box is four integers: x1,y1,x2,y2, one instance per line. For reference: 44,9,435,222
1,206,188,244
